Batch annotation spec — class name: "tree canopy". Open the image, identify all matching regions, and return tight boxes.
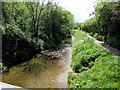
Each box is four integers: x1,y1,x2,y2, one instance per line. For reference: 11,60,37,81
1,1,74,66
80,1,120,49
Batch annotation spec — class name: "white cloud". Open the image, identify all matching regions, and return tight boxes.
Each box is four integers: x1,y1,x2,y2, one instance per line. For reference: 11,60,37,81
56,0,96,23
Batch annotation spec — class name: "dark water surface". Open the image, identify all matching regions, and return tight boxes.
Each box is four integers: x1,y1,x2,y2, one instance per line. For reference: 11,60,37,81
2,43,72,88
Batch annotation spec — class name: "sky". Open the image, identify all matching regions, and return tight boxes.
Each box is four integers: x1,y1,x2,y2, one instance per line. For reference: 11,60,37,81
56,0,96,23
4,0,96,23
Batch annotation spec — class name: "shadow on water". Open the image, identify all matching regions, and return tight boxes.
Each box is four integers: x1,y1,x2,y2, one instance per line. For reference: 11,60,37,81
2,41,72,88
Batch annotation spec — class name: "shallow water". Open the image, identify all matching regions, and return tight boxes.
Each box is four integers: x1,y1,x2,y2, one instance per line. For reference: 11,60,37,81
2,44,72,88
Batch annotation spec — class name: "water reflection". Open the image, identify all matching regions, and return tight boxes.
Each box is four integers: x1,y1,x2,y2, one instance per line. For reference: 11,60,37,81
2,43,72,88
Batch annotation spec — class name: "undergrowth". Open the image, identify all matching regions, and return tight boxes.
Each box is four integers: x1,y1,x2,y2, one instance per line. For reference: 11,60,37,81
68,30,120,88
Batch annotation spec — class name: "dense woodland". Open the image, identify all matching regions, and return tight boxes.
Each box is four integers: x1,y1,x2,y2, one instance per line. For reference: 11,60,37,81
1,1,74,67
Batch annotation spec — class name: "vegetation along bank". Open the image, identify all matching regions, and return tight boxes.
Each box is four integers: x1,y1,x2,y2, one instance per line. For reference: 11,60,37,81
0,2,74,68
68,30,120,88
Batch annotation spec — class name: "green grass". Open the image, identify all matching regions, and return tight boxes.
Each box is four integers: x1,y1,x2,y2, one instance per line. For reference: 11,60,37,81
0,62,3,69
68,30,120,88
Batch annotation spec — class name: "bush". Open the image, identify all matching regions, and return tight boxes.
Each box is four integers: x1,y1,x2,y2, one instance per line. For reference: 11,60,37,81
106,36,120,49
2,24,44,66
72,47,106,73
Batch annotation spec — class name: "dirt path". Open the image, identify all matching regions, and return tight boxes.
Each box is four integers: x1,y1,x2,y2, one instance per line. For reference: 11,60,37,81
87,34,120,57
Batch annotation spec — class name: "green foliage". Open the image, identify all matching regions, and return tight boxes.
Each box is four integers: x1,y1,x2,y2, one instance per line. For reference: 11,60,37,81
2,2,74,66
106,36,120,49
69,55,119,88
0,63,3,69
80,1,120,50
2,24,44,66
68,30,120,88
93,33,104,41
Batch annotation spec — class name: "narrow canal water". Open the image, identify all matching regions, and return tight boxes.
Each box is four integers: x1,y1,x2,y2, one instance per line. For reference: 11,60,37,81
2,43,72,88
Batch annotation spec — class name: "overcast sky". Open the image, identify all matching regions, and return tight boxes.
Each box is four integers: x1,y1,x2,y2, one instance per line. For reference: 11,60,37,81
56,0,96,23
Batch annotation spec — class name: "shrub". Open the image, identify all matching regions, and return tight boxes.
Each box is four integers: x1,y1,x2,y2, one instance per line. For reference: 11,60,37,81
106,36,120,49
2,24,44,66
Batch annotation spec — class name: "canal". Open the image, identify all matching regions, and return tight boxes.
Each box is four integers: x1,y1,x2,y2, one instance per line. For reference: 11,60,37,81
2,42,72,88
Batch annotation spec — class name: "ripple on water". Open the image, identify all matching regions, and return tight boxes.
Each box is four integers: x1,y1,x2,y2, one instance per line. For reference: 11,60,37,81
2,44,72,88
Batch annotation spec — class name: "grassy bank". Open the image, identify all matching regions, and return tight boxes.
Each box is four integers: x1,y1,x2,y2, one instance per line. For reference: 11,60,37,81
68,30,120,88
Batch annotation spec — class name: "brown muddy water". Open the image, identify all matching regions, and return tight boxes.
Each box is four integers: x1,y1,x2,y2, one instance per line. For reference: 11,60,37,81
2,43,72,88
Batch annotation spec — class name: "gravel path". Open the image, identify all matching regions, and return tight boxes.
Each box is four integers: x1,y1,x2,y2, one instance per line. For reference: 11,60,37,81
87,34,120,57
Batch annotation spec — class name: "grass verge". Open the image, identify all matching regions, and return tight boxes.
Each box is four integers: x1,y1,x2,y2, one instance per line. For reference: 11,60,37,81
68,30,120,88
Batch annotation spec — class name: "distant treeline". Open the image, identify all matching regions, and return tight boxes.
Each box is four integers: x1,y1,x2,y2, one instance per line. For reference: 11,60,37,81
78,2,120,50
1,1,74,67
